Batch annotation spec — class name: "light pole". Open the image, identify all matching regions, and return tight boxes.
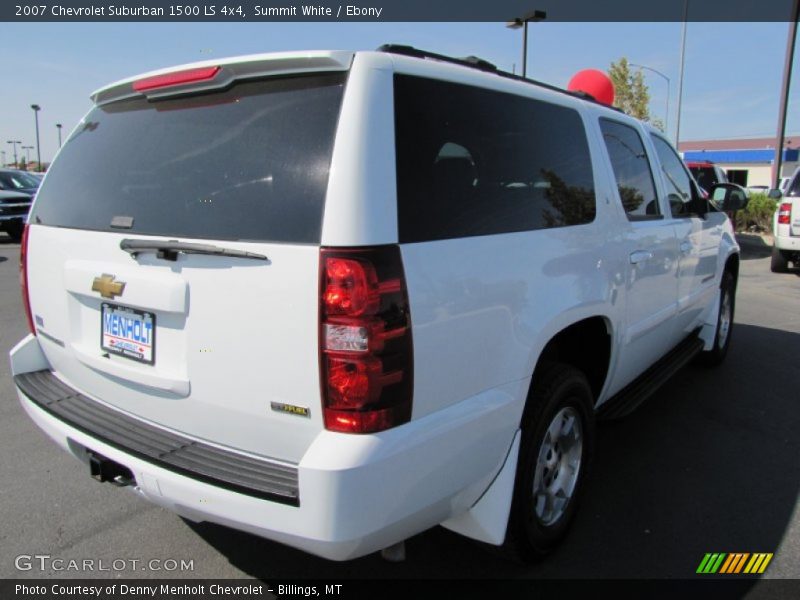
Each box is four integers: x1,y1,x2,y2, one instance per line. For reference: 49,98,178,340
675,1,689,146
22,145,34,164
56,123,63,148
772,0,799,188
506,10,547,78
629,63,671,137
31,104,41,171
1,150,6,166
6,140,21,167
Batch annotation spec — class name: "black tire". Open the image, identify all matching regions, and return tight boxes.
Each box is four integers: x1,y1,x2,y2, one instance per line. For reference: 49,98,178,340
770,246,789,273
4,220,23,243
697,271,735,367
501,363,595,562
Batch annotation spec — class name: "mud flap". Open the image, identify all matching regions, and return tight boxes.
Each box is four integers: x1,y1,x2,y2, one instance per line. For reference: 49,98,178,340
699,288,721,351
440,429,521,545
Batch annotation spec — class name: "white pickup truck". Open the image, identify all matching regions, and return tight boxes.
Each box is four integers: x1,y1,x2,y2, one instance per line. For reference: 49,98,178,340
771,167,800,272
9,45,746,563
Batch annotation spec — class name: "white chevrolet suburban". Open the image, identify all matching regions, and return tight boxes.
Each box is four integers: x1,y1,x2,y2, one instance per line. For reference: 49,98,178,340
771,167,800,273
9,46,746,562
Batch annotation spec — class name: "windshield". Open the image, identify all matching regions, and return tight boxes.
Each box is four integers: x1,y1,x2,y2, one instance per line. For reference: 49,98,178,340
0,171,39,190
31,72,347,243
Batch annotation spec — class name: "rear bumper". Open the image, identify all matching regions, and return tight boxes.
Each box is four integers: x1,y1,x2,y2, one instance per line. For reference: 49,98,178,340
11,335,524,561
775,234,800,252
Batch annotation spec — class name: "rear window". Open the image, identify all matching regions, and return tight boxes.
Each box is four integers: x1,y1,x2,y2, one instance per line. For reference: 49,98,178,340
31,73,346,243
393,75,596,243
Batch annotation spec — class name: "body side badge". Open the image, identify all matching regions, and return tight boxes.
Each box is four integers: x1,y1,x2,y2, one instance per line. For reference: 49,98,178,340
271,402,310,418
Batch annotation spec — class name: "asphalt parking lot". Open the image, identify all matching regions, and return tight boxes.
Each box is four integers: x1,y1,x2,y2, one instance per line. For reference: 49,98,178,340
1,231,799,582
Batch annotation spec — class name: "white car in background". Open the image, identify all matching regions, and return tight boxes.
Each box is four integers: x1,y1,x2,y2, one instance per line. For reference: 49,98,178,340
771,168,800,272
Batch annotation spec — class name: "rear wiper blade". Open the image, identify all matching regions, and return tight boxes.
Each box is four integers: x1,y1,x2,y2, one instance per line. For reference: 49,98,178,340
120,239,269,262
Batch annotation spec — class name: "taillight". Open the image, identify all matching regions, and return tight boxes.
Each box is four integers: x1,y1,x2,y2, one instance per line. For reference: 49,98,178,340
320,246,413,434
778,202,792,225
20,224,35,335
133,66,221,92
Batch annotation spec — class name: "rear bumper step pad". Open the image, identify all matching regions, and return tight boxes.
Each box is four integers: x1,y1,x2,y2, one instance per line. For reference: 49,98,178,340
14,370,299,506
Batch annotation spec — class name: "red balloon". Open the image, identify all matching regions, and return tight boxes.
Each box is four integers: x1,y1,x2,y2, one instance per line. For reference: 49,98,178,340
567,69,615,106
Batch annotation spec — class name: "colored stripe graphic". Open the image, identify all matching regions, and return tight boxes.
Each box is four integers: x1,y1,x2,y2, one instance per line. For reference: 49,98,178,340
697,553,727,573
719,553,749,573
744,553,774,574
697,554,713,573
698,553,773,574
733,553,750,573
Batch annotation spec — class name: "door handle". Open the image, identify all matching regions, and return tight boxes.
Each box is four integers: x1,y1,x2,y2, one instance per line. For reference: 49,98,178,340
680,240,692,254
630,250,654,265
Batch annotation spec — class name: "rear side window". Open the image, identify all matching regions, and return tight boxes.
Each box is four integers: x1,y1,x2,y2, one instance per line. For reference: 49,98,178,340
393,75,596,243
600,119,659,220
31,73,346,243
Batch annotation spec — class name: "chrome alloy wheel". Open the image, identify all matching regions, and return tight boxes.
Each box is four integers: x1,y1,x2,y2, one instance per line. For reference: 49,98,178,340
532,406,583,526
718,288,732,349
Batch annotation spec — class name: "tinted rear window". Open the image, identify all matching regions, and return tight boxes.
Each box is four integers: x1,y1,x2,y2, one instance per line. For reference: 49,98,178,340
394,75,596,243
31,73,346,243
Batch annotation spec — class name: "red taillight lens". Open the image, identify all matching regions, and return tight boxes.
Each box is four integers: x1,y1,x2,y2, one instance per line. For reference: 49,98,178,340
323,257,380,316
320,246,413,434
20,224,35,336
133,66,221,92
778,202,792,225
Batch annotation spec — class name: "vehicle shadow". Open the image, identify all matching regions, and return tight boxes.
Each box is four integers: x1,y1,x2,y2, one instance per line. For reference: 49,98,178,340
185,323,797,583
736,233,773,260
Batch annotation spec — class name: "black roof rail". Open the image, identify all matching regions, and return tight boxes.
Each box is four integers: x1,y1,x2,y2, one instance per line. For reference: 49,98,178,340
378,44,498,72
377,43,625,113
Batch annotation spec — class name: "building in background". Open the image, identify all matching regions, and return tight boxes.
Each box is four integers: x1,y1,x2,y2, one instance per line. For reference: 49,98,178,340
679,136,799,188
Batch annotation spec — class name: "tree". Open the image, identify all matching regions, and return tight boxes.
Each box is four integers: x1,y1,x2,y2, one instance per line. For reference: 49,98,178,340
609,57,664,131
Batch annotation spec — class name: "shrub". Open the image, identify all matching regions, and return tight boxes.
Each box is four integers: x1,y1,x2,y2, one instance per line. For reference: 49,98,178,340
735,193,777,233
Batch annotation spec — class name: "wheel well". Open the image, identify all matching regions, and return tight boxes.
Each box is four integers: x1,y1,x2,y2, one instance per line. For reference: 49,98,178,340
725,253,740,284
535,317,611,404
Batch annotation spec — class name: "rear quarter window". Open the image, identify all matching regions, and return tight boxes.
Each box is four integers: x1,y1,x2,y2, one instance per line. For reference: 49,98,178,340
393,75,596,243
30,73,347,244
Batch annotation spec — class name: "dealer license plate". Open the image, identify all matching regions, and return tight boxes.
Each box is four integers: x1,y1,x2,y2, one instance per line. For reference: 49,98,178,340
101,303,156,364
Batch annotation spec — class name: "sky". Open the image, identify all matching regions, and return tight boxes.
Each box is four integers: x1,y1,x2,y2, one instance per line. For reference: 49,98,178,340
1,21,799,166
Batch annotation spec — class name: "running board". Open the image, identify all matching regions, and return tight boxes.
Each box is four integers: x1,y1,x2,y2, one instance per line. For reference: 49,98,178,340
598,332,705,420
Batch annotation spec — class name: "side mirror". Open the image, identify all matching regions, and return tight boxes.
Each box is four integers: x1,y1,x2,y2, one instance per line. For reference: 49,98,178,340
710,183,749,212
768,188,783,199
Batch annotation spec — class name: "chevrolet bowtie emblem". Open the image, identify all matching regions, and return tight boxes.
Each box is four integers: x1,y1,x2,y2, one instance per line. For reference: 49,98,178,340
91,274,126,299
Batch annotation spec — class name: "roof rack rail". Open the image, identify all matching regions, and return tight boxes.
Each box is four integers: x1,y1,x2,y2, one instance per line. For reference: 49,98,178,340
377,43,624,112
377,44,498,73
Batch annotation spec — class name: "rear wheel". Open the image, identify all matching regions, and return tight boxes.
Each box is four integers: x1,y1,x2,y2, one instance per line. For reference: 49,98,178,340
502,363,595,562
698,271,735,367
771,246,789,273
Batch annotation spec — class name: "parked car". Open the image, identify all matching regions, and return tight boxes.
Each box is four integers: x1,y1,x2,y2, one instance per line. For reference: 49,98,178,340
0,190,32,241
0,168,40,196
686,160,728,195
747,184,770,195
770,167,800,272
10,46,745,563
